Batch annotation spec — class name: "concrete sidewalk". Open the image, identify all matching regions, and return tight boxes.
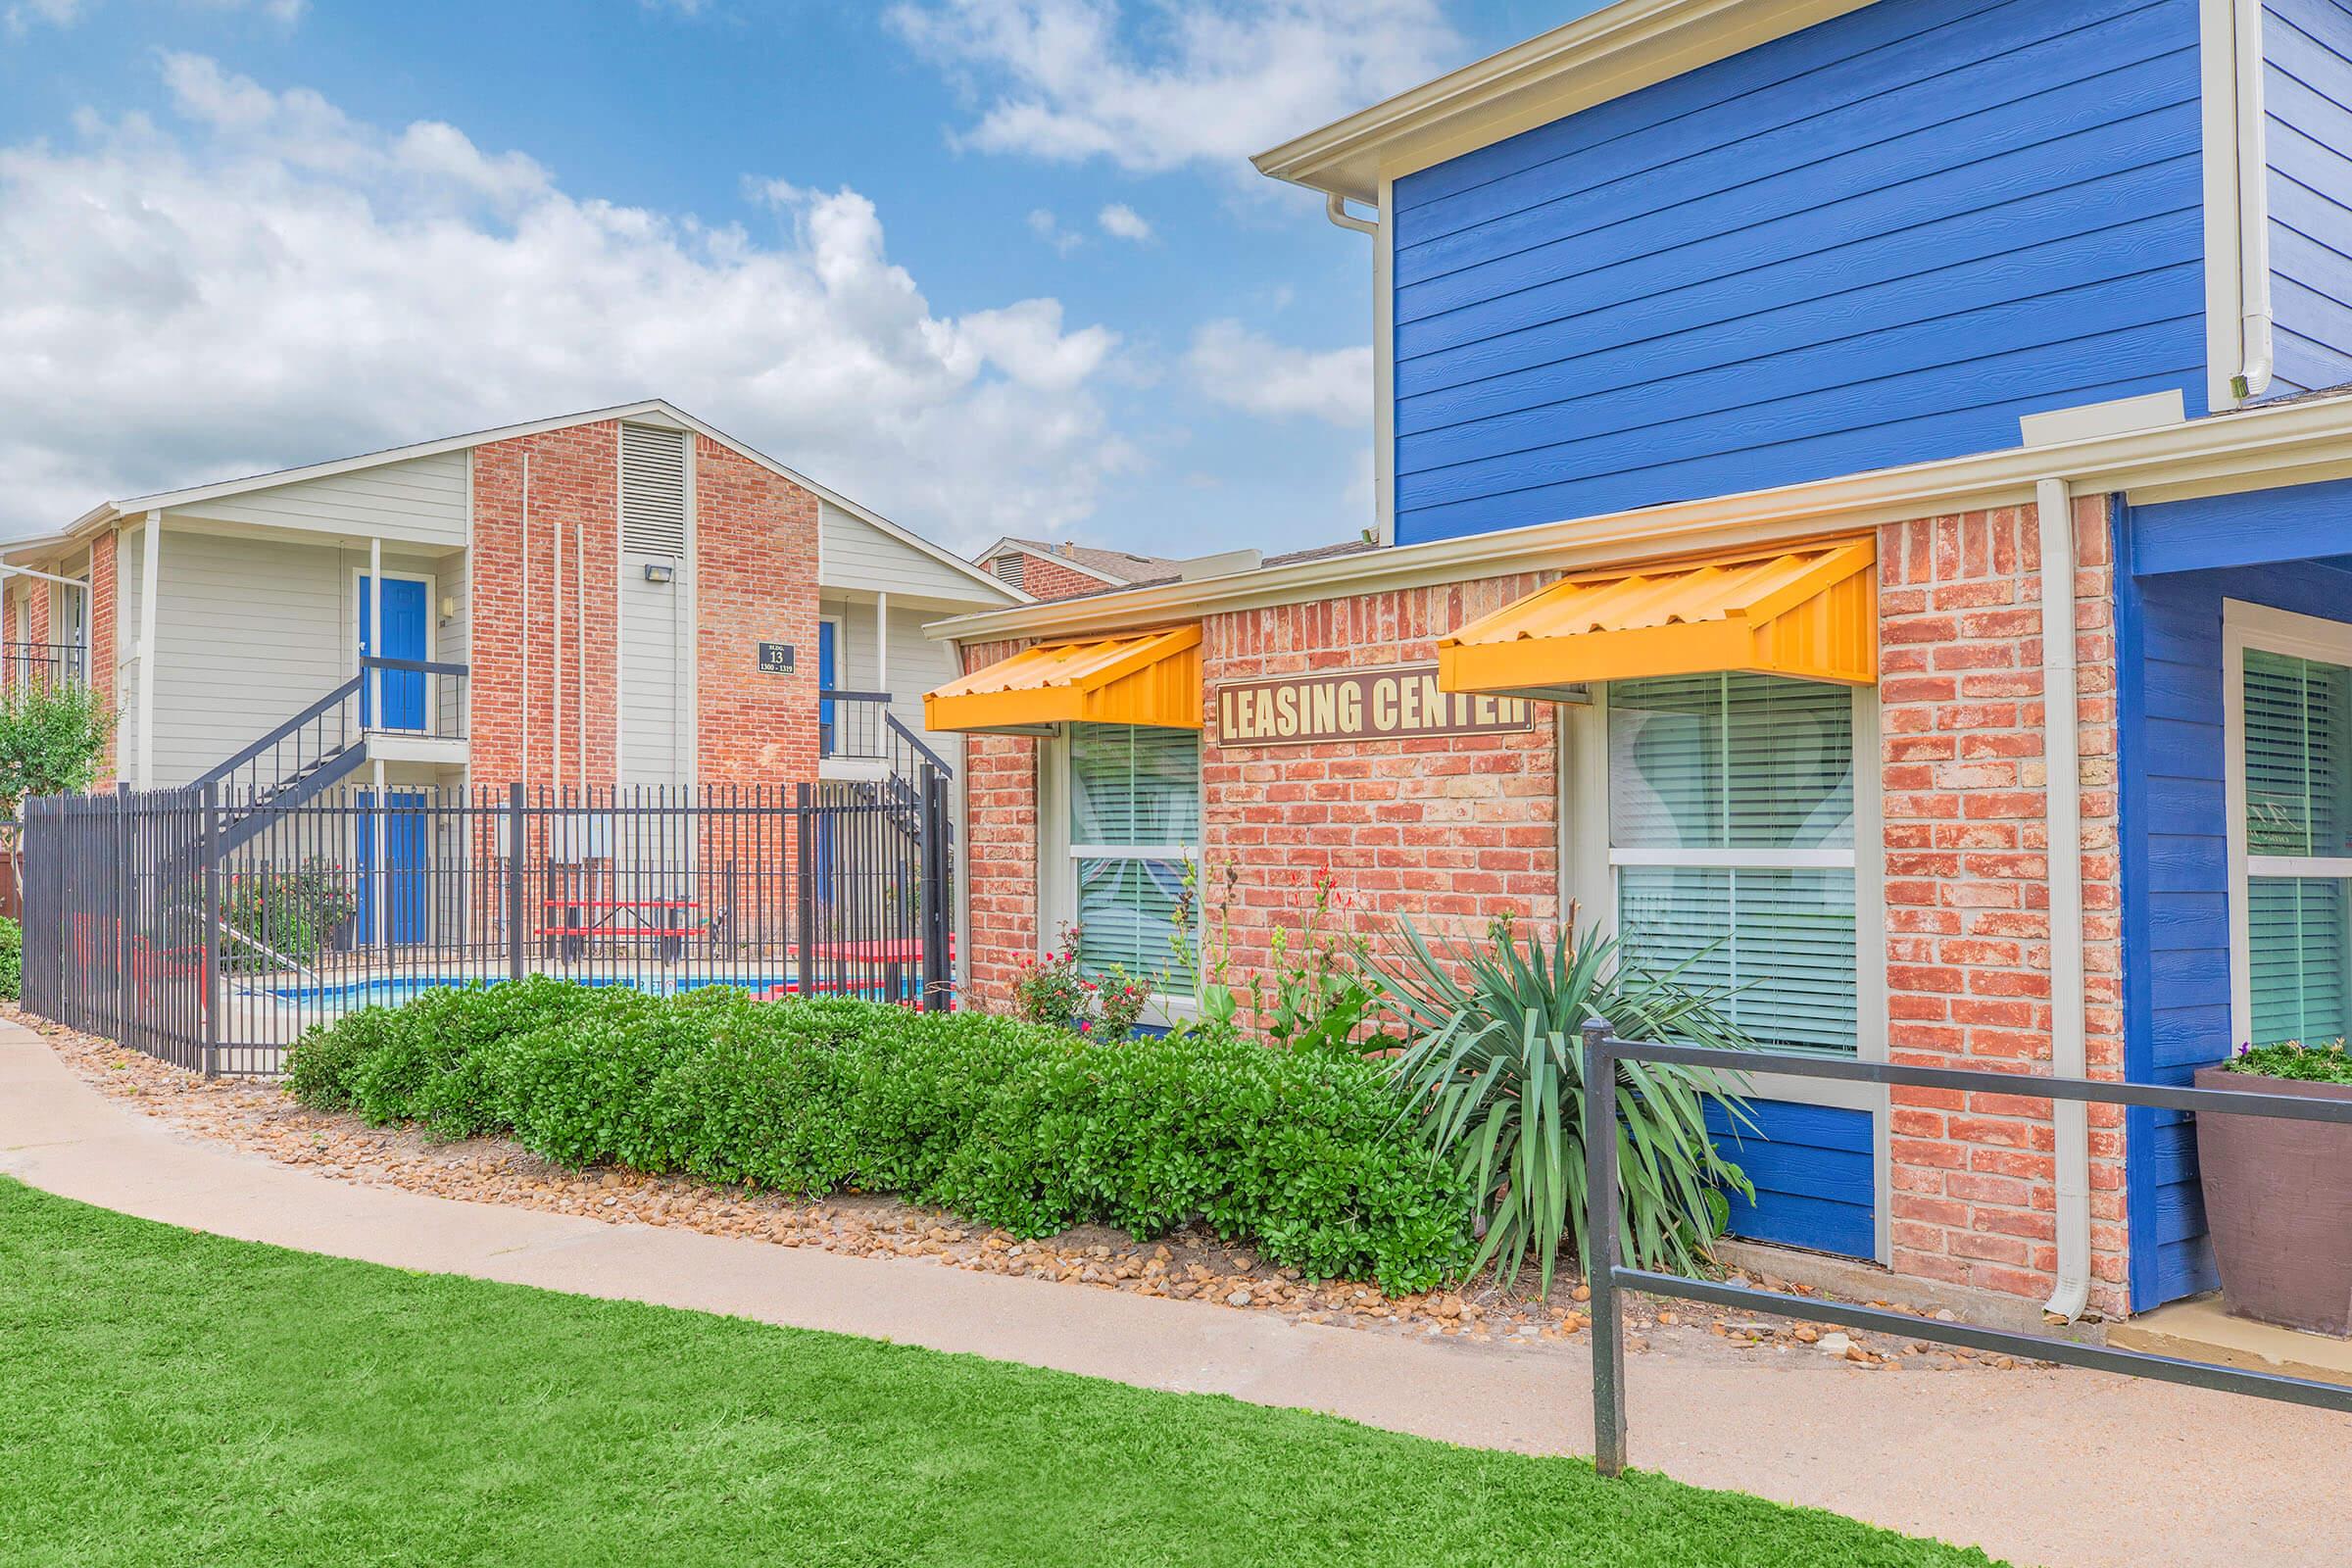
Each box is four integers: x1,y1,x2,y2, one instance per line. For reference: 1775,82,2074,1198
3,1021,2342,1568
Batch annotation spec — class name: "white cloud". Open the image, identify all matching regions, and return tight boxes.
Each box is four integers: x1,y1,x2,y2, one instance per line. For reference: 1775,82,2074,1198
0,57,1138,551
1185,319,1368,426
1096,202,1152,242
4,0,88,32
9,0,305,32
888,0,1460,174
1025,206,1083,255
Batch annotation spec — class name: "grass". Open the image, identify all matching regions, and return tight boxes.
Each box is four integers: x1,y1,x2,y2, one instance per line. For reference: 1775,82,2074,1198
0,1178,2000,1567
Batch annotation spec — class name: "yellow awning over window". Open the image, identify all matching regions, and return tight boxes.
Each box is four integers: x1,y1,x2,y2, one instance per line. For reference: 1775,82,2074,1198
1438,537,1878,701
923,624,1203,734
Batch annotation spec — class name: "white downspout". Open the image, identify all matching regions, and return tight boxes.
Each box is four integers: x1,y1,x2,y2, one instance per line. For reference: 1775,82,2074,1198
2037,476,2092,1324
2231,0,2276,402
136,510,161,789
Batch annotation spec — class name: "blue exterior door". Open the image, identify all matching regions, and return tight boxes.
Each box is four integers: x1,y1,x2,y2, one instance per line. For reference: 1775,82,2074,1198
359,577,429,731
818,619,838,741
356,790,426,944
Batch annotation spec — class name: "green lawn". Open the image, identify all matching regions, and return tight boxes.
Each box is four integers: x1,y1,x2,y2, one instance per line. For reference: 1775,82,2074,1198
0,1178,1998,1567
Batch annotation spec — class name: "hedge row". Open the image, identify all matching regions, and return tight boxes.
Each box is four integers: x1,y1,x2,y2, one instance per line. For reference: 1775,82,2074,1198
285,980,1470,1293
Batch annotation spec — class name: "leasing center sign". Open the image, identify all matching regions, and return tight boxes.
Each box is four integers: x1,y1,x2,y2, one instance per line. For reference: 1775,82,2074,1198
1214,662,1542,747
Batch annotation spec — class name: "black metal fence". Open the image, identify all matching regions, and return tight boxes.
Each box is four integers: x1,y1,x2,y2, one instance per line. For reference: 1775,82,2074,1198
20,776,953,1077
1578,1023,2352,1477
0,640,86,690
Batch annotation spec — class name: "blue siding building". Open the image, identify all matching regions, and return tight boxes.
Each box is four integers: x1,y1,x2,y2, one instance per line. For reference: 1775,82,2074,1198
1234,0,2352,1321
1391,0,2212,546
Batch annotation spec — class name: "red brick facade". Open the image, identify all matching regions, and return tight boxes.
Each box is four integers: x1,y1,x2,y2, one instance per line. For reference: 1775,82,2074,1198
1877,497,2128,1316
465,421,821,793
1003,551,1116,602
692,434,821,786
958,575,1565,1014
88,532,117,785
956,507,2137,1313
468,422,622,793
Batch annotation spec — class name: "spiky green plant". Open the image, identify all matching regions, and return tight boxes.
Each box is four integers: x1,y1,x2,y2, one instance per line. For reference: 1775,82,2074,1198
1364,914,1756,1296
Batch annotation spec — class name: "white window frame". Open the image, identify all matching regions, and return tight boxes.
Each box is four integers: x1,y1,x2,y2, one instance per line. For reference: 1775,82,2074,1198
1040,722,1203,1024
2222,599,2352,1050
1561,677,1889,1261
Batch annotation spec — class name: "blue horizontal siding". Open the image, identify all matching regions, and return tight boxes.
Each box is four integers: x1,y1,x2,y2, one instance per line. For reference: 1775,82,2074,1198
1705,1098,1876,1259
1389,0,2208,547
2118,492,2352,1306
2265,0,2352,394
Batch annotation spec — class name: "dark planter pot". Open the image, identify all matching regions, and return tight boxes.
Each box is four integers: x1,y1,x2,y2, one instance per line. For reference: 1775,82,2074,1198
2193,1066,2352,1338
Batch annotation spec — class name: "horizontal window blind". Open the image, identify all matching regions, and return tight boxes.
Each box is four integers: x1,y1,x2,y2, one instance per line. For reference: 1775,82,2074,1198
2243,648,2350,857
1609,673,1859,1054
2247,876,2349,1047
1609,672,1853,850
1066,724,1200,993
2241,646,2352,1047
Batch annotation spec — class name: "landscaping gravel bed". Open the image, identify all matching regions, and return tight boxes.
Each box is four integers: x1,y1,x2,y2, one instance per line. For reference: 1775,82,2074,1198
16,1003,2033,1375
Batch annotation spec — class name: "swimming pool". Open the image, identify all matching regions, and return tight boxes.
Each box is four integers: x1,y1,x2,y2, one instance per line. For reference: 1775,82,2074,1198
265,973,904,1009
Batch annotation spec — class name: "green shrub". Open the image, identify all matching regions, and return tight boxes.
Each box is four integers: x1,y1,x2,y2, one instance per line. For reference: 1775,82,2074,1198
1366,915,1757,1296
2226,1039,2352,1085
0,914,21,1002
285,982,1470,1293
220,860,360,971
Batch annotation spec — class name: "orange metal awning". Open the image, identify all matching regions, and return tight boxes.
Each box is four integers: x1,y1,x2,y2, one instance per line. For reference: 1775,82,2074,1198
923,624,1203,734
1438,537,1878,701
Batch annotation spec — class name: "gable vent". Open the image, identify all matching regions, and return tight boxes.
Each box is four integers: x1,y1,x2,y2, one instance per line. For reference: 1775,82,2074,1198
620,424,690,558
991,552,1026,588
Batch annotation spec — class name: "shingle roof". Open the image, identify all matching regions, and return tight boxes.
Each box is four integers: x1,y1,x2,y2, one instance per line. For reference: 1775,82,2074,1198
983,536,1186,585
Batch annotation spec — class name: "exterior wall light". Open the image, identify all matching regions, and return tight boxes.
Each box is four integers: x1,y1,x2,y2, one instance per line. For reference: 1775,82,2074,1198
643,563,675,584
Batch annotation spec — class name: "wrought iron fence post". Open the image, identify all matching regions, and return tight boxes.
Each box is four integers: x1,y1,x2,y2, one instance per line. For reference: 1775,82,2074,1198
919,767,949,1010
1582,1016,1627,1479
506,781,527,984
113,781,132,1050
201,781,220,1079
795,781,816,1001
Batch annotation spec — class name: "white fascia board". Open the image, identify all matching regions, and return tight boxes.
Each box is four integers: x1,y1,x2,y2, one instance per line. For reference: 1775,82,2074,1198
924,389,2352,642
93,395,1023,609
980,541,1127,589
1250,0,1874,200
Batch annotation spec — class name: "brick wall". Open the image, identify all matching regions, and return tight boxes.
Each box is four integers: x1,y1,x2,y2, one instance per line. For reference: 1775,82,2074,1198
1200,578,1562,984
468,422,622,792
1005,551,1116,602
1876,497,2128,1315
693,434,820,787
88,529,117,784
959,638,1041,1012
955,575,1565,1012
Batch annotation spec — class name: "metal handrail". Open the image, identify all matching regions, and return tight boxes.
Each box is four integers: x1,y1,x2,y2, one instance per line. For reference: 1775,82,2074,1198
0,641,87,687
194,658,471,798
1579,1022,2352,1479
886,710,954,778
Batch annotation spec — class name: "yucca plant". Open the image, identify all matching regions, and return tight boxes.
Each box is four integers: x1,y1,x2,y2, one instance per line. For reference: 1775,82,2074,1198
1363,913,1756,1296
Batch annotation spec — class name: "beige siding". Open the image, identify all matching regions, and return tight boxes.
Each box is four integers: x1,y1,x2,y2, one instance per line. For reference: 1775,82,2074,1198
618,552,690,785
172,452,468,548
818,500,1006,604
824,598,965,777
127,530,451,787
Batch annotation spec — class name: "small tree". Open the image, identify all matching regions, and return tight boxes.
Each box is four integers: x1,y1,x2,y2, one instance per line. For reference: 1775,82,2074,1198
0,679,114,818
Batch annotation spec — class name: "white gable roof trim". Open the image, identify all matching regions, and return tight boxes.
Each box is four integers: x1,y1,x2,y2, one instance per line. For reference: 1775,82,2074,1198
974,537,1129,589
1251,0,1875,201
28,399,1026,605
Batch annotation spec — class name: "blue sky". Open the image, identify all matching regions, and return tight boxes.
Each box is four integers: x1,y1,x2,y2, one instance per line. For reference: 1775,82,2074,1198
0,0,1593,562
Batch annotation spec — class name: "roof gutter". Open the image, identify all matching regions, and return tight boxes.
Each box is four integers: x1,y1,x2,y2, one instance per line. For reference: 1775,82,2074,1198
926,388,2352,642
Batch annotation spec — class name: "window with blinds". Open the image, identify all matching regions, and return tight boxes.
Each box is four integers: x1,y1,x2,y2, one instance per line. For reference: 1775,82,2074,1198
1066,723,1199,993
620,424,689,558
2241,647,2352,1046
1608,672,1859,1054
